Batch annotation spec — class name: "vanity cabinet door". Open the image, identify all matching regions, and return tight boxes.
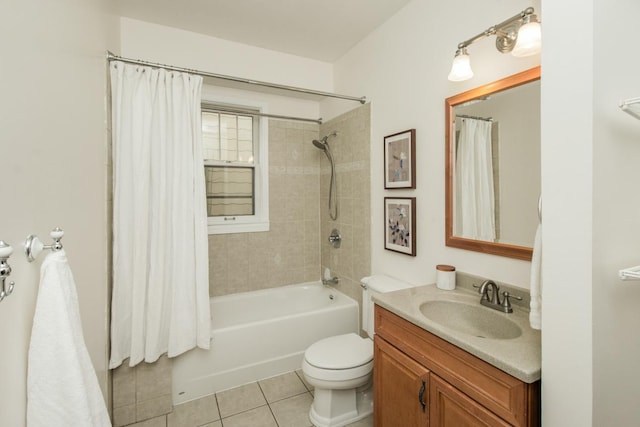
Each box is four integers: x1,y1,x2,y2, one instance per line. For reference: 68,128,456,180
374,336,429,427
430,374,511,427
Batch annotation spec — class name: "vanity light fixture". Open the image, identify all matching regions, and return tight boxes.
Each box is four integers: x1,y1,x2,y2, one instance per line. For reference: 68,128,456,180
448,7,541,82
448,48,474,82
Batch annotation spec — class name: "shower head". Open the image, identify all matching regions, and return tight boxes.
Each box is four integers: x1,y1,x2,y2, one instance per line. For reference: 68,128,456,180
312,131,339,221
312,131,338,150
312,138,327,150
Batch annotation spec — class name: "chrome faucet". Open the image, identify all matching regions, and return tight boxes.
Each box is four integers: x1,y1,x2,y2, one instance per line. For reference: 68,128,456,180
475,280,522,313
322,276,339,286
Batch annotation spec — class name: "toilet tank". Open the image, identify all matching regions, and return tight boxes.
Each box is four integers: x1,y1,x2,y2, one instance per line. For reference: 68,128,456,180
361,275,416,337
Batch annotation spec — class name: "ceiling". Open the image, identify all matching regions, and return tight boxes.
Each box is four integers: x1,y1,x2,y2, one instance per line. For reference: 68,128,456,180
114,0,411,62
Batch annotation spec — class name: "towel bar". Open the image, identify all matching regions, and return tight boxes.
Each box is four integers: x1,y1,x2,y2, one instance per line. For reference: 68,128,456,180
24,227,64,262
619,97,640,120
619,265,640,281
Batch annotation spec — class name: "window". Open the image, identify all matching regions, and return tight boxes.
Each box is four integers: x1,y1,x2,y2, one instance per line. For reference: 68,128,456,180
202,102,269,234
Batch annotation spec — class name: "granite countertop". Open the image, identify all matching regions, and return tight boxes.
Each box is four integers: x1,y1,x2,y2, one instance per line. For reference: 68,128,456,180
373,284,541,383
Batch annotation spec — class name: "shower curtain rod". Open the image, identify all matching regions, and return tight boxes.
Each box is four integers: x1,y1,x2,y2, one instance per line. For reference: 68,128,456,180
456,114,494,122
107,52,366,105
202,103,322,124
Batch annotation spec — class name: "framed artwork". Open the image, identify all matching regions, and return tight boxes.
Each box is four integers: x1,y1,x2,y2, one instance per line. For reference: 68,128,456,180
384,129,416,189
384,197,416,256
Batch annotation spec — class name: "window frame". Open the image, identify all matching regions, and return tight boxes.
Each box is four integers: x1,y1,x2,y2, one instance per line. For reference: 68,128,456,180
201,95,269,235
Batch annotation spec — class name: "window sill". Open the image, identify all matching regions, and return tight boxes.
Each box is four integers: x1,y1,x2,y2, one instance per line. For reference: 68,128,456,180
207,220,270,235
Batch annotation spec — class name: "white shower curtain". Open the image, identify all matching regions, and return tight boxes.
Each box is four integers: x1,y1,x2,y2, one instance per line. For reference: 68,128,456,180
109,61,210,368
454,118,496,241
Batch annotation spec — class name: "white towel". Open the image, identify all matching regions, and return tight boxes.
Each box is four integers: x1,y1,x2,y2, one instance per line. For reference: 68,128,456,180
27,250,111,427
529,224,542,330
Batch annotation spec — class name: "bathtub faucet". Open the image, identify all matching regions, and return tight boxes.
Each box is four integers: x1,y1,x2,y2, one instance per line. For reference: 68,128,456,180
322,276,339,286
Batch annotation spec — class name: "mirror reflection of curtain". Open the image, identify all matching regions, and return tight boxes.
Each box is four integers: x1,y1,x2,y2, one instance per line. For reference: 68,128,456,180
454,118,496,241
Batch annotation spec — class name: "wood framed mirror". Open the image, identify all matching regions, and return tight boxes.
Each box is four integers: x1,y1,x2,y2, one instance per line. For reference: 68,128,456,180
445,66,540,261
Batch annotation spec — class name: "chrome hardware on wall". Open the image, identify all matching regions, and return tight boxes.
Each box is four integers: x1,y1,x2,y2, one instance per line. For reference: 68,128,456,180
322,267,339,286
619,265,640,281
328,229,341,248
0,241,15,303
24,227,64,262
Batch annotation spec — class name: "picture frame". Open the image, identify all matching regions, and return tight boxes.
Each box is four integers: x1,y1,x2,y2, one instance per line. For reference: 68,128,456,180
384,197,416,256
384,129,416,189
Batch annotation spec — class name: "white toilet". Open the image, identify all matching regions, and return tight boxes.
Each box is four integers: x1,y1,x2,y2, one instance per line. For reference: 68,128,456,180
302,275,415,427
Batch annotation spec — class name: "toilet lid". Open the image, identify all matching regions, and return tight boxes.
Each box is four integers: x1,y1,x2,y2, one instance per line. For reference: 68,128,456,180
304,333,373,370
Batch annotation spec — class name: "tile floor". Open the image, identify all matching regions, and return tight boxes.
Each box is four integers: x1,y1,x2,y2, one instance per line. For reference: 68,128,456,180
164,370,373,427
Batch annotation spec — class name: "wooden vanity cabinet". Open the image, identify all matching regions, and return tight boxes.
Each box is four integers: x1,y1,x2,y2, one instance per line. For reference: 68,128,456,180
373,305,540,427
374,336,429,426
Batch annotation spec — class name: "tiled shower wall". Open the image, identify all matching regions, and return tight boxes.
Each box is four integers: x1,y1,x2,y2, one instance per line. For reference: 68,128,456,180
112,356,173,426
208,120,321,296
320,104,372,314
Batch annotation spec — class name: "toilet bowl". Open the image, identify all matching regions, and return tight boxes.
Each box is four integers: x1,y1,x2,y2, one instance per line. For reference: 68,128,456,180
303,333,373,427
302,275,415,427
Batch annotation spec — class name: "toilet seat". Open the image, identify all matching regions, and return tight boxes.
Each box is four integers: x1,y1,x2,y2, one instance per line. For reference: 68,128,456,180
303,333,373,382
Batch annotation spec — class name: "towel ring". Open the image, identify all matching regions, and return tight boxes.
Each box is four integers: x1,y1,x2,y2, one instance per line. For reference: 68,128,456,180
24,227,64,262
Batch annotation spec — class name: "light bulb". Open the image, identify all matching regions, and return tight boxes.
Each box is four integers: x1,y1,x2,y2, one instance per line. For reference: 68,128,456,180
448,49,474,82
512,15,541,57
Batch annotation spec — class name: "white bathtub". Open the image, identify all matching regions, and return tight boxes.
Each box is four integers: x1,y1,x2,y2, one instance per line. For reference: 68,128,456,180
172,281,359,404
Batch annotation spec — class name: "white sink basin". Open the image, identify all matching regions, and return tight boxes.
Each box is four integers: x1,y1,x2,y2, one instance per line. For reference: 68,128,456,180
419,300,522,340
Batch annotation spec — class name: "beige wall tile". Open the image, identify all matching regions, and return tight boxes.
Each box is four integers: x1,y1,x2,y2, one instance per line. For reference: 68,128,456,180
304,266,320,282
304,241,320,268
136,356,172,402
112,362,136,409
320,104,371,299
338,197,354,227
136,394,172,421
337,170,353,200
287,267,306,285
304,219,320,243
113,404,136,427
112,357,173,426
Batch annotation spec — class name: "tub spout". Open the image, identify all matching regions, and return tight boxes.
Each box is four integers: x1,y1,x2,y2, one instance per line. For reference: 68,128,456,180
322,277,339,286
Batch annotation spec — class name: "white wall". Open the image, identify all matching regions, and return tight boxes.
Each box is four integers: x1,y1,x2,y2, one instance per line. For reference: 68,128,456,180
326,0,540,290
120,17,333,117
0,0,117,426
592,0,640,424
541,1,593,424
